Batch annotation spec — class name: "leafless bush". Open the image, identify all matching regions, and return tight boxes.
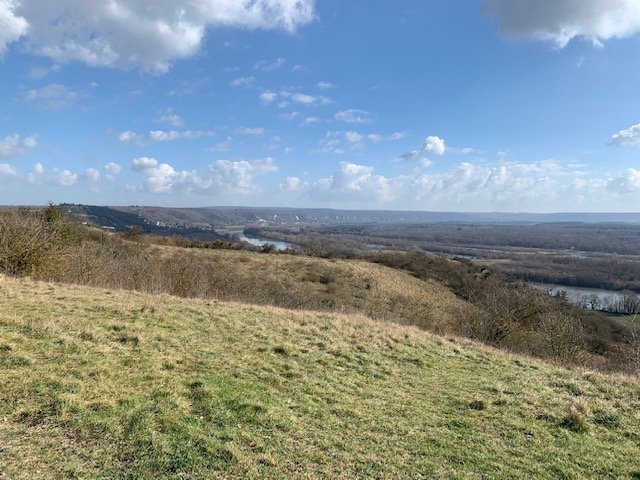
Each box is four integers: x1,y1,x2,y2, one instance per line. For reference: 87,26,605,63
0,205,77,277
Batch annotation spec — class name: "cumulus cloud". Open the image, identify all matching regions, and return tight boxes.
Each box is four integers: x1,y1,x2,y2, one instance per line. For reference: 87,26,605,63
335,109,371,124
52,169,78,187
400,135,446,162
279,176,308,192
344,131,364,145
409,160,595,211
0,0,28,55
423,136,446,156
260,91,278,104
132,157,159,171
10,1,315,72
0,133,37,157
131,155,277,194
308,162,398,203
607,168,640,193
118,130,143,144
610,123,640,147
482,0,640,48
104,163,121,175
317,81,335,90
0,163,17,179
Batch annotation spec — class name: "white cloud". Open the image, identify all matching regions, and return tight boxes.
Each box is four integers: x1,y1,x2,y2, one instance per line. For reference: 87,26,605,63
369,132,407,143
301,116,320,126
317,81,335,90
118,130,142,144
105,162,122,174
84,168,101,182
158,113,183,127
482,0,640,48
387,132,408,141
291,93,331,106
260,91,279,104
423,136,446,156
280,111,300,121
400,135,446,161
0,163,17,178
52,169,78,187
207,157,278,193
149,130,215,142
119,130,214,144
607,168,640,193
11,1,315,73
26,162,44,184
132,157,159,171
131,156,277,194
408,160,596,211
0,133,37,157
318,131,346,154
611,123,640,147
254,57,286,71
308,162,398,203
25,83,78,107
279,176,308,192
261,90,330,107
235,127,265,135
231,76,255,87
345,131,364,144
0,0,28,55
335,109,371,124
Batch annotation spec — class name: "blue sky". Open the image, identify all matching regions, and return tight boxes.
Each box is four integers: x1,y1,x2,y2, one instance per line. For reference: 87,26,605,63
1,0,640,212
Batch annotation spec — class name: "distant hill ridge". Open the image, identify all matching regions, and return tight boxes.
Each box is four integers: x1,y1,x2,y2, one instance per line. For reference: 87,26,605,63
59,204,640,232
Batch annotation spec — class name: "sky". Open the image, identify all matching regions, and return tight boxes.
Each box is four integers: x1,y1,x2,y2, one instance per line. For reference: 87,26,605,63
1,0,640,212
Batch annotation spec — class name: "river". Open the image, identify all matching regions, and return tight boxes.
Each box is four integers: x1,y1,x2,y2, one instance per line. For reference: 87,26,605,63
236,233,294,251
529,283,633,308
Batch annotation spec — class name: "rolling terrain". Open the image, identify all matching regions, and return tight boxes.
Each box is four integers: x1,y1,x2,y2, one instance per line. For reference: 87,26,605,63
1,275,639,479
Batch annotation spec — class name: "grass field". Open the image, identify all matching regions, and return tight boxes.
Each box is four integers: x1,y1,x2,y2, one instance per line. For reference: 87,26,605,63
1,274,639,479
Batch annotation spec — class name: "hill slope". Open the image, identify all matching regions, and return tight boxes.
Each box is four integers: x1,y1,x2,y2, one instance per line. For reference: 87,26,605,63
1,275,638,479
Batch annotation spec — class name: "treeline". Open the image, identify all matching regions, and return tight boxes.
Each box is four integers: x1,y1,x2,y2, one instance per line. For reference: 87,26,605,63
495,255,640,293
306,223,640,255
0,206,638,373
247,224,640,294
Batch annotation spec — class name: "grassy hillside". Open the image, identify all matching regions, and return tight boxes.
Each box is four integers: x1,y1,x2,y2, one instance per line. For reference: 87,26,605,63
3,206,638,372
1,275,639,479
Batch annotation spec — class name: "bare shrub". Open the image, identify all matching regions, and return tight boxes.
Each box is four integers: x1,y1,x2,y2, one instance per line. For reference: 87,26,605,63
0,205,77,277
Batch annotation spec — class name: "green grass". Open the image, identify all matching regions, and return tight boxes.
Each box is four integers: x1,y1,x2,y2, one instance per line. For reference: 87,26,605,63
1,275,639,479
